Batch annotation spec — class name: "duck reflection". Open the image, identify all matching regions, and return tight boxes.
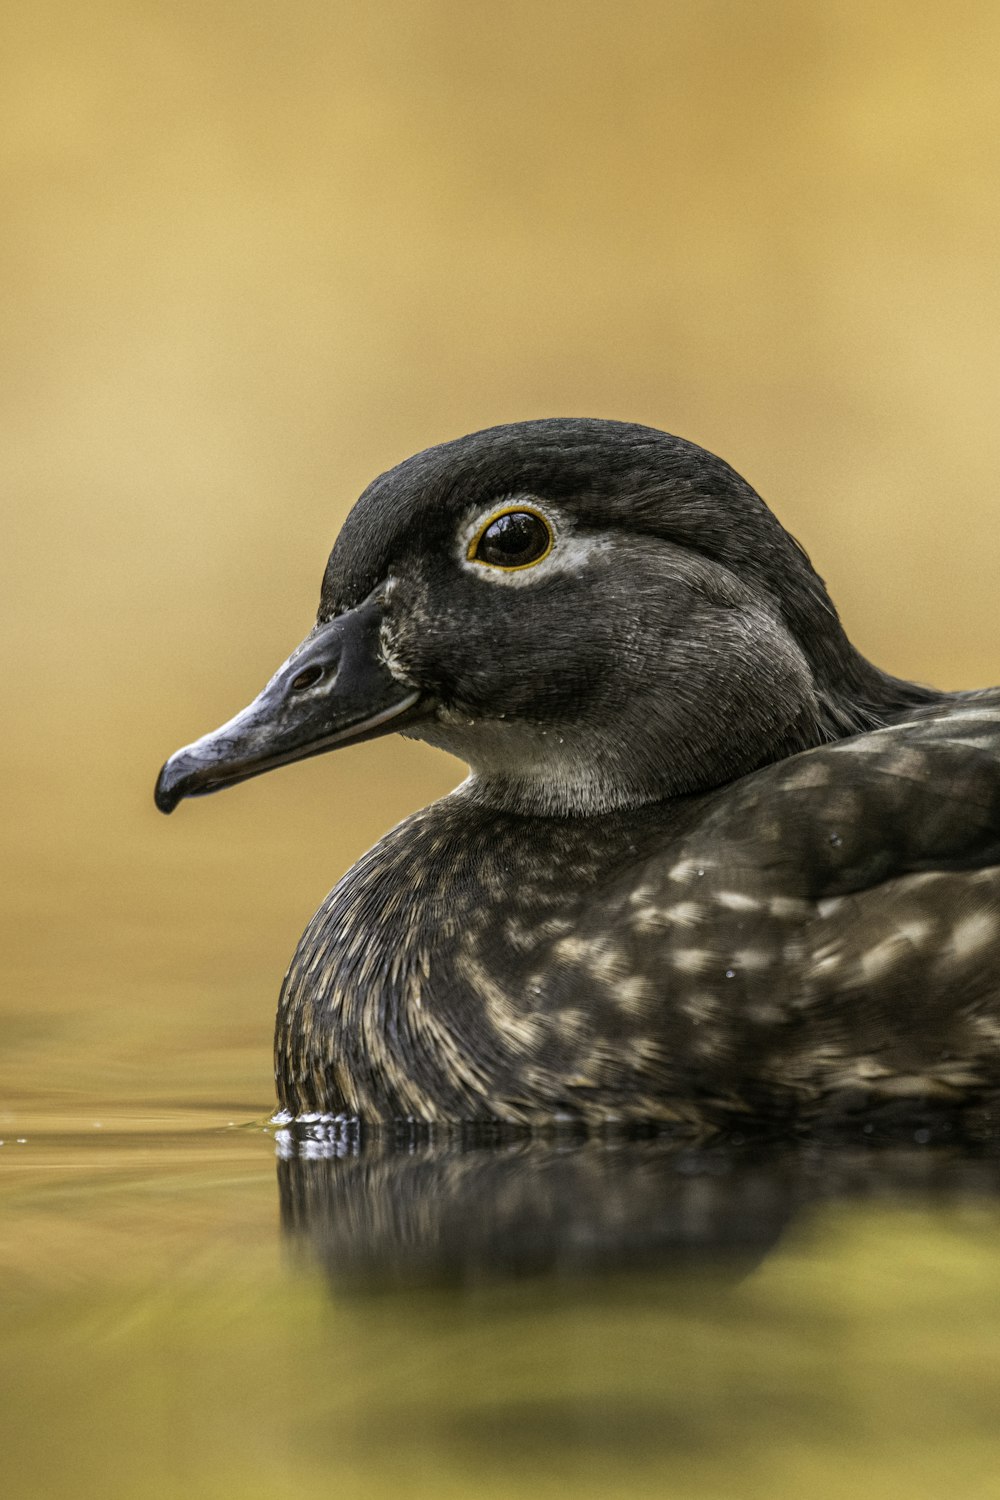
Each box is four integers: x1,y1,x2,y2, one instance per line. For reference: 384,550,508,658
275,1124,1000,1291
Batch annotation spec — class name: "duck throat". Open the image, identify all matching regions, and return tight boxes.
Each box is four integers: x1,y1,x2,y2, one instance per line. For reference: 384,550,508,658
412,659,832,819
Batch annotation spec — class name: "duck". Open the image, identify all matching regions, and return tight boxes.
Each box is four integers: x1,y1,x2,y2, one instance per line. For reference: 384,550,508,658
154,418,1000,1132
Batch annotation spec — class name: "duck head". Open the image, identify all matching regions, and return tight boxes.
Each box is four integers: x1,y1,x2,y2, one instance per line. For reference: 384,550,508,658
156,418,918,818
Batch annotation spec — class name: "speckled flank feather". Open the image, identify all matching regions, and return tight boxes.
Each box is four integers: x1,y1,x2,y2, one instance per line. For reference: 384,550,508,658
277,692,1000,1128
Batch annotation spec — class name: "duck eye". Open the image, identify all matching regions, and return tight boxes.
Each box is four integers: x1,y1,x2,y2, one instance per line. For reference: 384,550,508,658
470,509,553,570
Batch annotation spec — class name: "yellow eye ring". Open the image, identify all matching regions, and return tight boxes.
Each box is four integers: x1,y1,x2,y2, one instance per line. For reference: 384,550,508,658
467,505,554,571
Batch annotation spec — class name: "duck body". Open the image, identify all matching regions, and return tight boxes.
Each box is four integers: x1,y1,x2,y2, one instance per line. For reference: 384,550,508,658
278,692,1000,1125
155,419,1000,1130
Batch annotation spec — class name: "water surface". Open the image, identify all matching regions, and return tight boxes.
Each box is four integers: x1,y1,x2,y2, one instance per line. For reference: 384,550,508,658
4,1098,1000,1500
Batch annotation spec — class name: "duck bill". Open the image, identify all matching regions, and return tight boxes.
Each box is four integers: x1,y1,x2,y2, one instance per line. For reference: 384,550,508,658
154,590,423,814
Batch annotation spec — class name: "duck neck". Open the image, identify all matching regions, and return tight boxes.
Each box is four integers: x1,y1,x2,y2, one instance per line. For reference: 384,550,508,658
450,700,833,819
813,644,945,740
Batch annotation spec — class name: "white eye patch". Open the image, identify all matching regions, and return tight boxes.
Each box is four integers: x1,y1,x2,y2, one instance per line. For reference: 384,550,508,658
456,499,610,587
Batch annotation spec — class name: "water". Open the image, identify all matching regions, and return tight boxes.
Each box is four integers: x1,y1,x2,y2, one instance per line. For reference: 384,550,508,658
5,1095,1000,1500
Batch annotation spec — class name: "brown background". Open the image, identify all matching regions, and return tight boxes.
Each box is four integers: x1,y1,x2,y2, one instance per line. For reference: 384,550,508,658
4,0,999,1110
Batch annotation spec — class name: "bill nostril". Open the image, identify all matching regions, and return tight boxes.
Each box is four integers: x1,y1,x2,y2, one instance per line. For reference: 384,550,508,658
289,663,325,693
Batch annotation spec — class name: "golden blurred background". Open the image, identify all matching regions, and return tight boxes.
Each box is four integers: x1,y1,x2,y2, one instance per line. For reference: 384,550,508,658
4,0,999,1114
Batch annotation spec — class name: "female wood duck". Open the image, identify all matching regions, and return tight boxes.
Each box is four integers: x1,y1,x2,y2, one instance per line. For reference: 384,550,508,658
155,420,1000,1130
